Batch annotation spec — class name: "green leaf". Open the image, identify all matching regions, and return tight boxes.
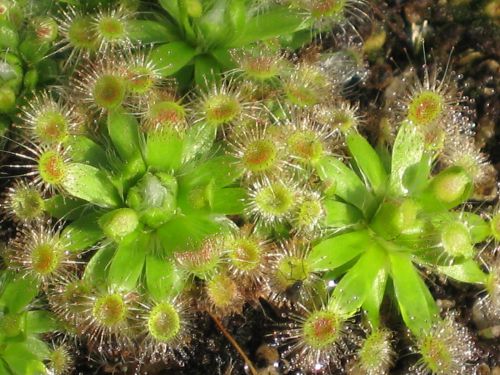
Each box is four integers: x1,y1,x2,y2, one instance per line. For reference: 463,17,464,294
159,0,180,19
389,121,426,196
179,155,241,188
389,253,434,334
25,336,51,360
315,156,374,215
210,187,246,214
330,246,387,317
195,0,228,46
145,130,184,171
25,359,47,375
43,195,88,220
194,54,221,87
437,259,488,284
3,343,44,375
459,212,491,243
1,276,38,313
346,132,387,196
0,21,19,50
26,311,59,334
415,271,439,318
0,361,9,374
230,7,305,46
128,20,179,44
280,28,315,50
150,41,197,77
323,200,363,227
66,135,109,168
107,110,144,163
225,0,247,34
174,64,195,91
362,266,388,327
61,211,104,252
146,255,185,301
62,163,121,208
182,122,217,162
218,0,247,46
116,157,147,190
401,154,432,194
210,48,237,69
307,230,370,271
108,231,148,291
83,246,115,286
157,214,229,255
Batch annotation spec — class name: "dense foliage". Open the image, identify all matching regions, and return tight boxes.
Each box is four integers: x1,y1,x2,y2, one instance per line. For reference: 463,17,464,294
0,0,498,374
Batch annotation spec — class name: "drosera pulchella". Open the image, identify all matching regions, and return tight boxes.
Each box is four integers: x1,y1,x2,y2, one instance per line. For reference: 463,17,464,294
6,221,76,286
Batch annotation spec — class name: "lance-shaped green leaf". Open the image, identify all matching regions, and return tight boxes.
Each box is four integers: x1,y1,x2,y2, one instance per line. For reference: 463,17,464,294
346,132,387,196
62,163,121,208
43,195,88,220
3,343,46,375
329,246,387,317
145,129,184,171
0,276,38,313
25,336,51,360
146,255,185,301
157,214,229,255
66,135,109,168
194,54,221,87
437,259,488,284
0,21,19,50
108,231,148,291
26,311,59,334
195,0,228,46
401,154,432,194
61,211,103,252
182,122,217,162
26,360,48,375
389,253,435,334
323,200,363,227
128,19,179,44
307,230,370,271
316,156,374,215
180,155,241,188
150,41,197,77
210,48,237,69
224,0,247,41
159,0,180,19
107,110,143,164
415,270,440,318
230,7,305,46
210,187,246,215
389,121,426,196
362,266,388,328
83,246,115,286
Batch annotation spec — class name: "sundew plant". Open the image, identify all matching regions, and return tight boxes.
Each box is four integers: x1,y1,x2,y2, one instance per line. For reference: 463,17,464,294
0,0,60,149
0,0,498,374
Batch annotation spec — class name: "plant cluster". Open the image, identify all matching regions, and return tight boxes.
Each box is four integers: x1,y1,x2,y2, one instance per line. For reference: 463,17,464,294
0,0,498,374
0,0,60,149
0,271,68,374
